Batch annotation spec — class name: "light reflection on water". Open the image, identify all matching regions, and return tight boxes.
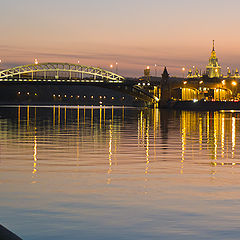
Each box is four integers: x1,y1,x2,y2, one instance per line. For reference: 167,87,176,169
1,106,240,239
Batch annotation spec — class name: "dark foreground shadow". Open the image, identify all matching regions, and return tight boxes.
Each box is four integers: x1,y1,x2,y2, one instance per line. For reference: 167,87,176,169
0,225,22,240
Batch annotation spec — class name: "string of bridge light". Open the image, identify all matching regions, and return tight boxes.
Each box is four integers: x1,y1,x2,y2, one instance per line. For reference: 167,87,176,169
16,92,125,100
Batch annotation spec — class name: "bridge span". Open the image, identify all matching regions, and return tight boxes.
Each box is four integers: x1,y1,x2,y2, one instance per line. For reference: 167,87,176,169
0,62,159,104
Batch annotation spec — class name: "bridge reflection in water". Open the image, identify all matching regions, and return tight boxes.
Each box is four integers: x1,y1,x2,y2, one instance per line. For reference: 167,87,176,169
6,106,238,181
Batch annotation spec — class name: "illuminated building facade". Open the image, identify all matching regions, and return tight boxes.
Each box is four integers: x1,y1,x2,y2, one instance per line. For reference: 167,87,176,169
187,41,240,80
206,40,222,78
171,41,240,102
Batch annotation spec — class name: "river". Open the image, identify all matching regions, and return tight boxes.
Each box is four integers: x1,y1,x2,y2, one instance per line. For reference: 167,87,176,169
1,106,240,240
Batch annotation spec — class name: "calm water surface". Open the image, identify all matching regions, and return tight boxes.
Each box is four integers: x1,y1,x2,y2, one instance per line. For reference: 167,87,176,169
1,106,240,240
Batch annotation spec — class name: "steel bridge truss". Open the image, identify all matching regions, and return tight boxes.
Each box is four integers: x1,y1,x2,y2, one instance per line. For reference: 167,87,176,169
0,63,125,83
0,62,158,103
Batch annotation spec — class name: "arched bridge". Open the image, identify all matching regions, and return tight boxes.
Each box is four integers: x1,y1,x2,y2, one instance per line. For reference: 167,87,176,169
0,62,158,103
0,62,124,82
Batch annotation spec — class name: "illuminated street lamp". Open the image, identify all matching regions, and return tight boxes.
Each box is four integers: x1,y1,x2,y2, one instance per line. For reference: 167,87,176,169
182,67,186,78
110,64,113,71
155,64,158,77
144,66,151,83
34,58,38,64
116,61,118,74
232,81,238,99
183,81,187,85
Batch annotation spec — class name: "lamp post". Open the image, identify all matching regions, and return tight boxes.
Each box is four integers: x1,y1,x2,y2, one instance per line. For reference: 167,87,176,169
110,64,113,71
144,66,151,84
182,67,186,79
116,61,118,74
32,59,38,80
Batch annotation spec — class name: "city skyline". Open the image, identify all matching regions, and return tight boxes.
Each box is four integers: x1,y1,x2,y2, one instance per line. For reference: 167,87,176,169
1,0,240,77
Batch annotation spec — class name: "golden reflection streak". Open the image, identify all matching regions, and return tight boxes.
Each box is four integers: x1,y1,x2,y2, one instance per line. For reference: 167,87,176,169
112,106,114,124
143,118,146,146
99,107,102,129
221,115,225,159
153,109,157,161
32,135,38,183
214,112,218,161
207,112,210,146
145,119,150,176
58,105,61,127
232,117,236,159
144,119,150,195
77,106,80,131
199,117,202,151
91,106,94,127
53,105,56,127
107,124,113,185
181,111,186,174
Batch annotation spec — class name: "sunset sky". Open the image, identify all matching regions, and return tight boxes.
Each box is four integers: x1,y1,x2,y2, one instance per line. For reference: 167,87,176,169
1,0,240,77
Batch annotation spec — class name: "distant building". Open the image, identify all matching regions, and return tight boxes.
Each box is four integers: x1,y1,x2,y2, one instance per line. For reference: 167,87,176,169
206,40,222,78
188,41,222,79
187,41,240,80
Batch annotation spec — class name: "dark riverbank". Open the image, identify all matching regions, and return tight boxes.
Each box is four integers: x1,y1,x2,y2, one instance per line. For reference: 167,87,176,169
0,225,22,240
